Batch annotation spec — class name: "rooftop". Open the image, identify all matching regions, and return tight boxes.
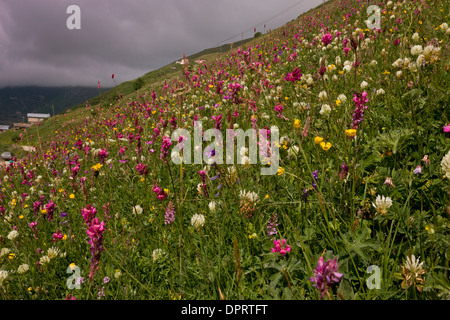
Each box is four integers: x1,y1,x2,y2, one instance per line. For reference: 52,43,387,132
27,113,51,118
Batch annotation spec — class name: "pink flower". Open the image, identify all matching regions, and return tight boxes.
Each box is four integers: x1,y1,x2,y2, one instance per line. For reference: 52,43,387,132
443,124,450,133
271,238,291,257
321,33,333,46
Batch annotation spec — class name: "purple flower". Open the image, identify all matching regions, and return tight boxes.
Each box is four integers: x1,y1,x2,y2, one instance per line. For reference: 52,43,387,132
413,165,422,175
267,213,278,238
164,201,175,225
339,163,349,181
310,256,343,299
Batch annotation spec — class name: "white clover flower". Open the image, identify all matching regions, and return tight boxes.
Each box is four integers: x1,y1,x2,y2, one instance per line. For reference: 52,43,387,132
7,230,19,241
411,45,423,56
372,195,393,215
343,65,352,73
376,88,385,95
392,58,403,68
208,201,216,213
440,23,449,31
335,56,342,66
191,213,205,228
408,61,418,72
412,32,420,42
404,254,425,278
319,104,332,115
319,91,328,101
360,81,369,89
288,145,299,158
370,60,378,66
0,270,8,285
47,247,60,259
0,248,10,258
239,190,259,203
40,255,51,265
17,264,29,274
337,94,347,103
396,70,403,79
416,54,426,66
132,205,143,215
441,150,450,179
152,248,164,262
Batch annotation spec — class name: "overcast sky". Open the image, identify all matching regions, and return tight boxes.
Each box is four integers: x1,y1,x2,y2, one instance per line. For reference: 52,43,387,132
0,0,323,88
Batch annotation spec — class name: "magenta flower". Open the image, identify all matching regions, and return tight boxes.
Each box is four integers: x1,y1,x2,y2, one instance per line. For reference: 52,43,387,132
98,148,109,164
86,217,106,282
321,33,333,46
136,163,148,175
443,124,450,133
284,67,302,82
81,204,97,226
44,200,56,221
271,238,291,257
350,91,369,130
310,256,343,299
160,135,173,163
152,183,168,201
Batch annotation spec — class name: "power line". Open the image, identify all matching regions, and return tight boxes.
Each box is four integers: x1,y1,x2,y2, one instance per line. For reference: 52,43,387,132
214,0,307,47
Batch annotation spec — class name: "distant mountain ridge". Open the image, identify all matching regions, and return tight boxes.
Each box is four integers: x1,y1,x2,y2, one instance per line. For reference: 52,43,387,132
0,86,109,126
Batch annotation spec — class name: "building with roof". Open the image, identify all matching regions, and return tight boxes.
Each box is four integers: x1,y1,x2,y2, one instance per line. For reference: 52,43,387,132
27,113,50,124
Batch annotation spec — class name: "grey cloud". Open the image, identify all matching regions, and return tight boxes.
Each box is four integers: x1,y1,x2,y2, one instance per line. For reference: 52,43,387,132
0,0,322,87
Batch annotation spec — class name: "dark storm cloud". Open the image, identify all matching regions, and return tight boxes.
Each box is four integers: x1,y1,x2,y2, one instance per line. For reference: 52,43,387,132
0,0,322,88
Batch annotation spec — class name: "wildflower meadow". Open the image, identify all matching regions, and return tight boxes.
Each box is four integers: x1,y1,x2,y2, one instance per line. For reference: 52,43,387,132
1,0,450,301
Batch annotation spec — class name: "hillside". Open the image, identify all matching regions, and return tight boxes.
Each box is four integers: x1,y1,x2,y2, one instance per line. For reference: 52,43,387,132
0,0,450,302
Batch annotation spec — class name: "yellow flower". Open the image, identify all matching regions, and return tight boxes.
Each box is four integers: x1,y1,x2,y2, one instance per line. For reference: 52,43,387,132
92,163,103,171
19,215,24,219
140,177,145,182
164,188,170,194
382,70,390,75
277,167,285,175
320,141,332,150
69,194,75,199
63,234,68,241
41,209,47,215
345,129,357,137
336,99,341,106
293,119,301,129
314,136,324,144
265,194,269,199
8,253,15,260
